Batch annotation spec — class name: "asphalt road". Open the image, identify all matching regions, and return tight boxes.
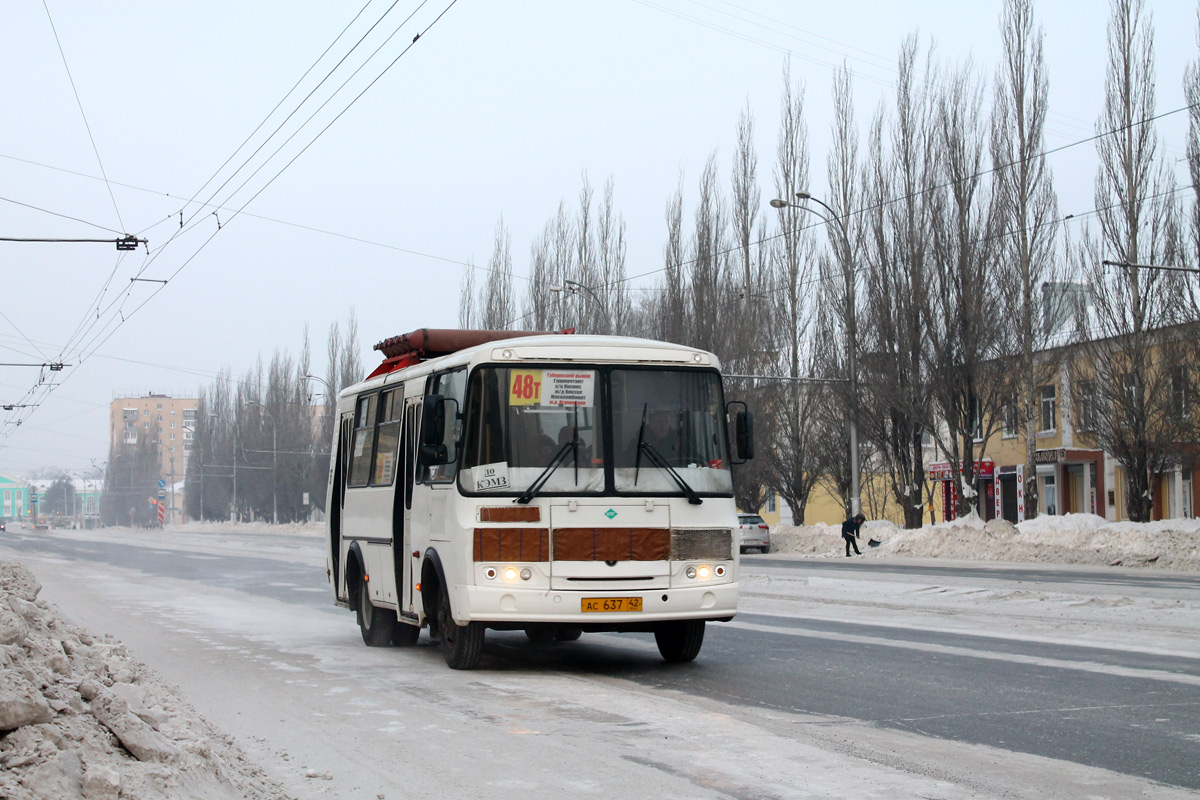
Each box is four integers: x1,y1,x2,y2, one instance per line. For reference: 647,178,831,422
4,529,1198,792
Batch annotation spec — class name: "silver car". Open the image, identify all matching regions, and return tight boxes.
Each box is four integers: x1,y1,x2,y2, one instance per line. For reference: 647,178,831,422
738,513,770,554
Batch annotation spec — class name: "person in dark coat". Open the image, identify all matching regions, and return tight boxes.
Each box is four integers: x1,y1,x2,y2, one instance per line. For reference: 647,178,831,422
841,512,866,556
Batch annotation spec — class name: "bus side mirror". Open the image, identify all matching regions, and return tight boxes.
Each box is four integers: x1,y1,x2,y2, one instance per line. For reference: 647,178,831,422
419,394,449,467
729,403,754,462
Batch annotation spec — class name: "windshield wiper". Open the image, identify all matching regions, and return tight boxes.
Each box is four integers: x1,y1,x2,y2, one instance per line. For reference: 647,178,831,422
633,403,648,485
638,441,703,505
516,437,577,504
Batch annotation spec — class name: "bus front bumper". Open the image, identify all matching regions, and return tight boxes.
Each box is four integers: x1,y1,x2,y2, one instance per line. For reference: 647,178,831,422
459,581,738,625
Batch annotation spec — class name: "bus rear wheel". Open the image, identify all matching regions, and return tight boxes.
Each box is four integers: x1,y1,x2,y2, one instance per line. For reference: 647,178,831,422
357,577,396,647
654,620,705,662
438,582,484,669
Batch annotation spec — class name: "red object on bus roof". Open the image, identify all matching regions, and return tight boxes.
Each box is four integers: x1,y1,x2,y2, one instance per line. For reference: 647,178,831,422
366,328,574,379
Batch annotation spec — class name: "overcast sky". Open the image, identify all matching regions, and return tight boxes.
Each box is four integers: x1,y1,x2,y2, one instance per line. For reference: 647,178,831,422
0,0,1195,476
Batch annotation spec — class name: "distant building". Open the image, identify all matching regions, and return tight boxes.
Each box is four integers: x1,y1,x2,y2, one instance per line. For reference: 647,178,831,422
109,392,200,523
0,472,31,520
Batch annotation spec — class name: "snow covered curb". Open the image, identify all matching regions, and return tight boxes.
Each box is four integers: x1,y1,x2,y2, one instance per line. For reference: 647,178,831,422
771,513,1200,571
0,560,292,800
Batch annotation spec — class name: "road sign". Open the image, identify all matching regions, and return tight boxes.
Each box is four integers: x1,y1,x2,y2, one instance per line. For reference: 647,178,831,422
158,479,166,490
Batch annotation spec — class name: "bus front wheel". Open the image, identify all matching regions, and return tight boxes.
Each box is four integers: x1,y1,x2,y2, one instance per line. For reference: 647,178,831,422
654,620,705,663
437,582,484,669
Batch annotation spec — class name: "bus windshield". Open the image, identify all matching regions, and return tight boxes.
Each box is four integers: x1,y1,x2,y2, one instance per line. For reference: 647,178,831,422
457,365,732,498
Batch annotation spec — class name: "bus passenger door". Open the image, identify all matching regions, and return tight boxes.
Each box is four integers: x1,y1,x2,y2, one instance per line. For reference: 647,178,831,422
331,411,353,599
396,397,421,615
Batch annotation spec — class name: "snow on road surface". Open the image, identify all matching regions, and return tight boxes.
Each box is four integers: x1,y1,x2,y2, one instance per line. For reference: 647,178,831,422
2,516,1198,799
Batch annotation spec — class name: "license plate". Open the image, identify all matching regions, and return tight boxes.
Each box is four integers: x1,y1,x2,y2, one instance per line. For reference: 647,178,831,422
581,597,642,613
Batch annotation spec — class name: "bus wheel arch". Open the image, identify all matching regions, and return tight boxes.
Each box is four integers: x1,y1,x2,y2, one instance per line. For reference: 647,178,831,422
346,542,394,647
420,550,446,640
345,541,366,611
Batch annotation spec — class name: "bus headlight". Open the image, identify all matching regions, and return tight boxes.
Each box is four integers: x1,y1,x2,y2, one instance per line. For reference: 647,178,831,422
503,567,518,581
697,565,711,579
520,568,532,581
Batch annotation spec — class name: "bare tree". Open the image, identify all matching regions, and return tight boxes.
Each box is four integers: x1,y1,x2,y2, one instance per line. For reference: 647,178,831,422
480,218,516,329
649,175,689,344
458,261,477,329
924,62,1005,518
595,178,629,333
991,0,1063,518
730,102,760,370
761,64,835,522
859,37,938,528
524,201,575,331
686,153,734,358
1186,9,1200,312
1073,0,1191,521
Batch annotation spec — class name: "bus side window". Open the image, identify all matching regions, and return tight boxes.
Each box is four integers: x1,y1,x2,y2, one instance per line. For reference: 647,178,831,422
348,394,377,487
370,388,402,486
427,368,466,482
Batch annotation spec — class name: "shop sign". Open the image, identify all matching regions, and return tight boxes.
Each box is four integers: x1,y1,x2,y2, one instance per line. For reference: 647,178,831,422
1035,448,1066,464
927,458,995,481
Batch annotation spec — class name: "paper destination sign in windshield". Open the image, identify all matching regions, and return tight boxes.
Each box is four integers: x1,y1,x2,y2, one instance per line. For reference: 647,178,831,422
508,369,595,407
543,371,594,407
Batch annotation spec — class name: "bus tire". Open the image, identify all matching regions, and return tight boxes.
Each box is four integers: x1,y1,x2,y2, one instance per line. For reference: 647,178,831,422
524,626,556,644
392,621,420,646
555,627,583,642
654,620,705,663
438,582,484,669
358,576,396,647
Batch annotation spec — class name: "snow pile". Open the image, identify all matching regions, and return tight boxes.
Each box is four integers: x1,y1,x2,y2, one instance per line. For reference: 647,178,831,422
0,561,292,800
771,513,1200,570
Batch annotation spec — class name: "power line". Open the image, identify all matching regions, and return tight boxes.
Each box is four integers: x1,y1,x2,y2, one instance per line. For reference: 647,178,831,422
38,1,424,394
0,195,123,234
0,153,518,278
0,0,462,454
157,0,411,260
41,0,125,233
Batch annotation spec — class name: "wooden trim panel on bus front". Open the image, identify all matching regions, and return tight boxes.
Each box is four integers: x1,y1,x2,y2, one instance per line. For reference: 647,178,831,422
552,528,670,562
473,528,550,561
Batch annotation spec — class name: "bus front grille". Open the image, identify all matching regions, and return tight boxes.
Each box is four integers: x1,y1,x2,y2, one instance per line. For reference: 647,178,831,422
671,528,733,561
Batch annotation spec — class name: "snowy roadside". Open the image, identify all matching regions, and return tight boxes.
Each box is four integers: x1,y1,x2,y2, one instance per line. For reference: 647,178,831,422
769,512,1200,571
0,560,294,800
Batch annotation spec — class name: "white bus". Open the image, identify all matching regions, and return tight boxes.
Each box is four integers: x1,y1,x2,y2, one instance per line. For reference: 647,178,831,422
325,328,754,669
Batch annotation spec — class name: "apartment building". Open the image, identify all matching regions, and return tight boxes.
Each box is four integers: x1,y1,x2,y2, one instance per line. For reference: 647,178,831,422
109,393,200,520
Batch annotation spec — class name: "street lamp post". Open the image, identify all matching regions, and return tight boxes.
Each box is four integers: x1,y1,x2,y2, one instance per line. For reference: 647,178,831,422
770,190,861,517
549,279,612,332
244,401,278,524
302,374,332,397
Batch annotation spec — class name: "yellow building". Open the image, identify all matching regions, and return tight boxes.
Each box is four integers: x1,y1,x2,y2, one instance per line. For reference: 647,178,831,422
757,341,1197,527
